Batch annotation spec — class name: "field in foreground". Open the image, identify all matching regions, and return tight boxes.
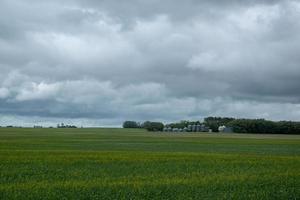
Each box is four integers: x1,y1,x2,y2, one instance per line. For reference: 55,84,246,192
0,128,299,199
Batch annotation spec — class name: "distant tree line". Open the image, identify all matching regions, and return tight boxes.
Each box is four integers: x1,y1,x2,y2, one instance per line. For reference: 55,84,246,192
123,117,300,134
204,117,300,134
123,121,164,131
228,119,300,134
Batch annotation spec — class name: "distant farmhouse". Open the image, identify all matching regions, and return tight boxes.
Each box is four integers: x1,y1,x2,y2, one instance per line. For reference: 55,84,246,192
122,119,235,133
218,125,233,133
163,124,233,133
163,124,211,133
123,117,300,134
57,123,77,128
161,119,235,133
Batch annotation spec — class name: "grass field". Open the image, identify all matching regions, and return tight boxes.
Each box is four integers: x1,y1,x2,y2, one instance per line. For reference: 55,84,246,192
0,128,299,199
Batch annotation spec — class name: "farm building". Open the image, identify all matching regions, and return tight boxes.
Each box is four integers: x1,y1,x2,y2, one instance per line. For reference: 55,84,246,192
164,124,210,133
218,125,233,133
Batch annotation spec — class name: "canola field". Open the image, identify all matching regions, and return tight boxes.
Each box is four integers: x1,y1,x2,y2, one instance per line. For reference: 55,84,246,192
0,128,299,199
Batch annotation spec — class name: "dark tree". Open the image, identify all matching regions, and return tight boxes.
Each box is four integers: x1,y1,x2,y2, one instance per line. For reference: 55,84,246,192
123,121,139,128
142,121,164,131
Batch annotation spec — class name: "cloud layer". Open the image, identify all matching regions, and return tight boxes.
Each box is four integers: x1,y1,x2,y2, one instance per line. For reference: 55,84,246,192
1,0,300,126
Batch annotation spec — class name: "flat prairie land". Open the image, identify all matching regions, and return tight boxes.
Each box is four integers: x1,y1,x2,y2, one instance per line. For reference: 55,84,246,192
0,128,299,199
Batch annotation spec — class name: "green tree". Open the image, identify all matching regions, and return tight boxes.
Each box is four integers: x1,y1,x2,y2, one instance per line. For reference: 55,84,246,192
142,121,164,131
123,121,139,128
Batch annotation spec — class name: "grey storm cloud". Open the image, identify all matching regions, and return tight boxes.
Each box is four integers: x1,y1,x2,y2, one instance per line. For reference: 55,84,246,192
0,0,300,126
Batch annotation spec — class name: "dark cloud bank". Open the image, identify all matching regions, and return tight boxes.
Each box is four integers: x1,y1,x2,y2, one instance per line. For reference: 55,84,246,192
0,0,300,126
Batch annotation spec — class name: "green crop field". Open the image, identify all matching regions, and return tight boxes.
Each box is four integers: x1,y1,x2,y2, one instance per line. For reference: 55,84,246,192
0,128,299,199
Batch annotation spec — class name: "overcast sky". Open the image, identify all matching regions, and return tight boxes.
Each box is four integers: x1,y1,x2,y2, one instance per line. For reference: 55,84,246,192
1,0,300,126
